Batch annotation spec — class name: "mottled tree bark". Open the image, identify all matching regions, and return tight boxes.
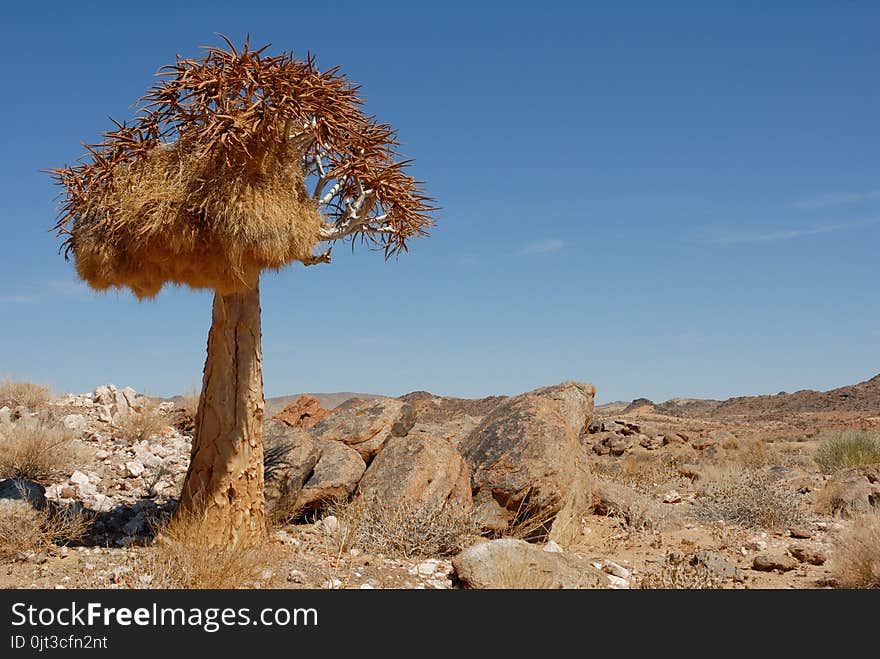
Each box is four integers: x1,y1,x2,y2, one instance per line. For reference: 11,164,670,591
178,282,266,547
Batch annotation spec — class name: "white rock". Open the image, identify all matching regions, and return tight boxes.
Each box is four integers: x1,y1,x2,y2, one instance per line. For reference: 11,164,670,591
287,570,305,584
321,515,340,534
70,470,90,486
598,559,631,579
607,575,630,589
95,449,111,460
125,460,145,477
260,569,275,581
417,559,440,577
662,490,682,504
359,583,375,589
543,540,564,553
95,405,114,423
89,494,114,512
321,578,342,589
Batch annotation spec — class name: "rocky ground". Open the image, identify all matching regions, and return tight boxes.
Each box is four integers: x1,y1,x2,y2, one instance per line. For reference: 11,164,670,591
1,375,878,589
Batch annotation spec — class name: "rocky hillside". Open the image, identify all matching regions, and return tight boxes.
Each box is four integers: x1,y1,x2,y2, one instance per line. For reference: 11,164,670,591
651,373,880,420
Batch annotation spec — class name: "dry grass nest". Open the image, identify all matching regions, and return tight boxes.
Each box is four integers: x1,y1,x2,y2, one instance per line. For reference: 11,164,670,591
51,36,435,299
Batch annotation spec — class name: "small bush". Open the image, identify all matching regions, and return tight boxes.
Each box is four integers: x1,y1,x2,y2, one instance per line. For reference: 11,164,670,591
333,496,479,558
115,400,167,442
692,469,808,530
144,508,278,589
0,501,89,562
0,419,78,482
830,513,880,589
815,430,880,474
637,553,724,589
0,379,51,409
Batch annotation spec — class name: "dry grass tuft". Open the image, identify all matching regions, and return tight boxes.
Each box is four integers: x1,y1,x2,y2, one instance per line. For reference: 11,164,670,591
829,513,880,589
637,553,724,589
0,500,89,562
179,385,200,419
332,496,479,559
143,508,279,589
617,453,686,494
0,419,79,482
115,400,168,442
815,430,880,475
693,468,808,531
0,379,51,409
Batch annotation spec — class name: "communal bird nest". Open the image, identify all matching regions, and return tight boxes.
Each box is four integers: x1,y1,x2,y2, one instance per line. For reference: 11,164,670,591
51,36,435,298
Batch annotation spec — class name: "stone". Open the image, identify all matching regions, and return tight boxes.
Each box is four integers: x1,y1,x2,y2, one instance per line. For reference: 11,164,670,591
595,559,631,579
287,569,305,584
692,551,742,582
310,398,416,462
70,470,90,486
320,515,340,534
788,527,813,539
460,382,597,537
95,405,114,424
788,544,827,566
0,478,46,510
125,460,145,478
592,479,639,516
752,554,799,572
606,575,629,589
543,540,563,554
273,395,331,429
295,440,366,513
262,420,320,520
61,414,88,433
452,538,609,589
662,490,682,504
93,384,117,405
356,433,472,511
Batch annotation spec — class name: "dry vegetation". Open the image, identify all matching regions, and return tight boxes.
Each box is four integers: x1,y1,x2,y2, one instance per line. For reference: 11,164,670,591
814,430,880,474
179,385,200,419
143,508,281,589
0,379,51,408
637,553,724,589
0,501,89,562
115,400,168,442
829,513,880,589
332,497,479,558
693,468,808,530
0,418,79,483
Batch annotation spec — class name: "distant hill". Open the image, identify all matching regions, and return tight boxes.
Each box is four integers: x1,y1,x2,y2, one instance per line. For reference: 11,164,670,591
649,373,880,419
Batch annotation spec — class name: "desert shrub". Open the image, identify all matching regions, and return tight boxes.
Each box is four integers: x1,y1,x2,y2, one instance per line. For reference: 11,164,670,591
0,501,89,562
637,553,724,589
726,437,780,469
115,399,167,442
143,508,278,588
829,513,880,589
692,469,808,530
0,379,51,408
332,496,479,558
618,453,685,494
0,418,78,482
815,430,880,474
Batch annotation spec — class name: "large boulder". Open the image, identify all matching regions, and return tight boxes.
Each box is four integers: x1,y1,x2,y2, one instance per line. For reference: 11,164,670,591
273,394,331,429
295,439,366,513
452,538,609,589
356,433,472,511
459,382,597,536
262,420,320,520
309,397,415,463
818,464,880,516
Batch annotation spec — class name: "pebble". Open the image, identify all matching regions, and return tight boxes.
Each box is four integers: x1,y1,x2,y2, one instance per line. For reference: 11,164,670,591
543,540,564,553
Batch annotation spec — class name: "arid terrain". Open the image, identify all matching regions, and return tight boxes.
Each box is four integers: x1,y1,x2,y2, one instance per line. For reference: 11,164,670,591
1,374,878,590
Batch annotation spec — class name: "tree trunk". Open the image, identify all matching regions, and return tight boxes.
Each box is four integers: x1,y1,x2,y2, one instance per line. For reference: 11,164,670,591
178,281,266,547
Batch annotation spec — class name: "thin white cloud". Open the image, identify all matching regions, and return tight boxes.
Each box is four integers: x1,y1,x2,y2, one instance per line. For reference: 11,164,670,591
0,295,35,304
790,190,880,210
520,239,566,254
703,217,880,244
45,279,94,297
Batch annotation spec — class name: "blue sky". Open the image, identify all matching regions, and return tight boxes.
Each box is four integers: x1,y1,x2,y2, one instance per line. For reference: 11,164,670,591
1,1,878,403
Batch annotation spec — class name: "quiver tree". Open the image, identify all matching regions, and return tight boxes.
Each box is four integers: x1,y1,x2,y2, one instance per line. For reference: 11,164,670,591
50,36,434,547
